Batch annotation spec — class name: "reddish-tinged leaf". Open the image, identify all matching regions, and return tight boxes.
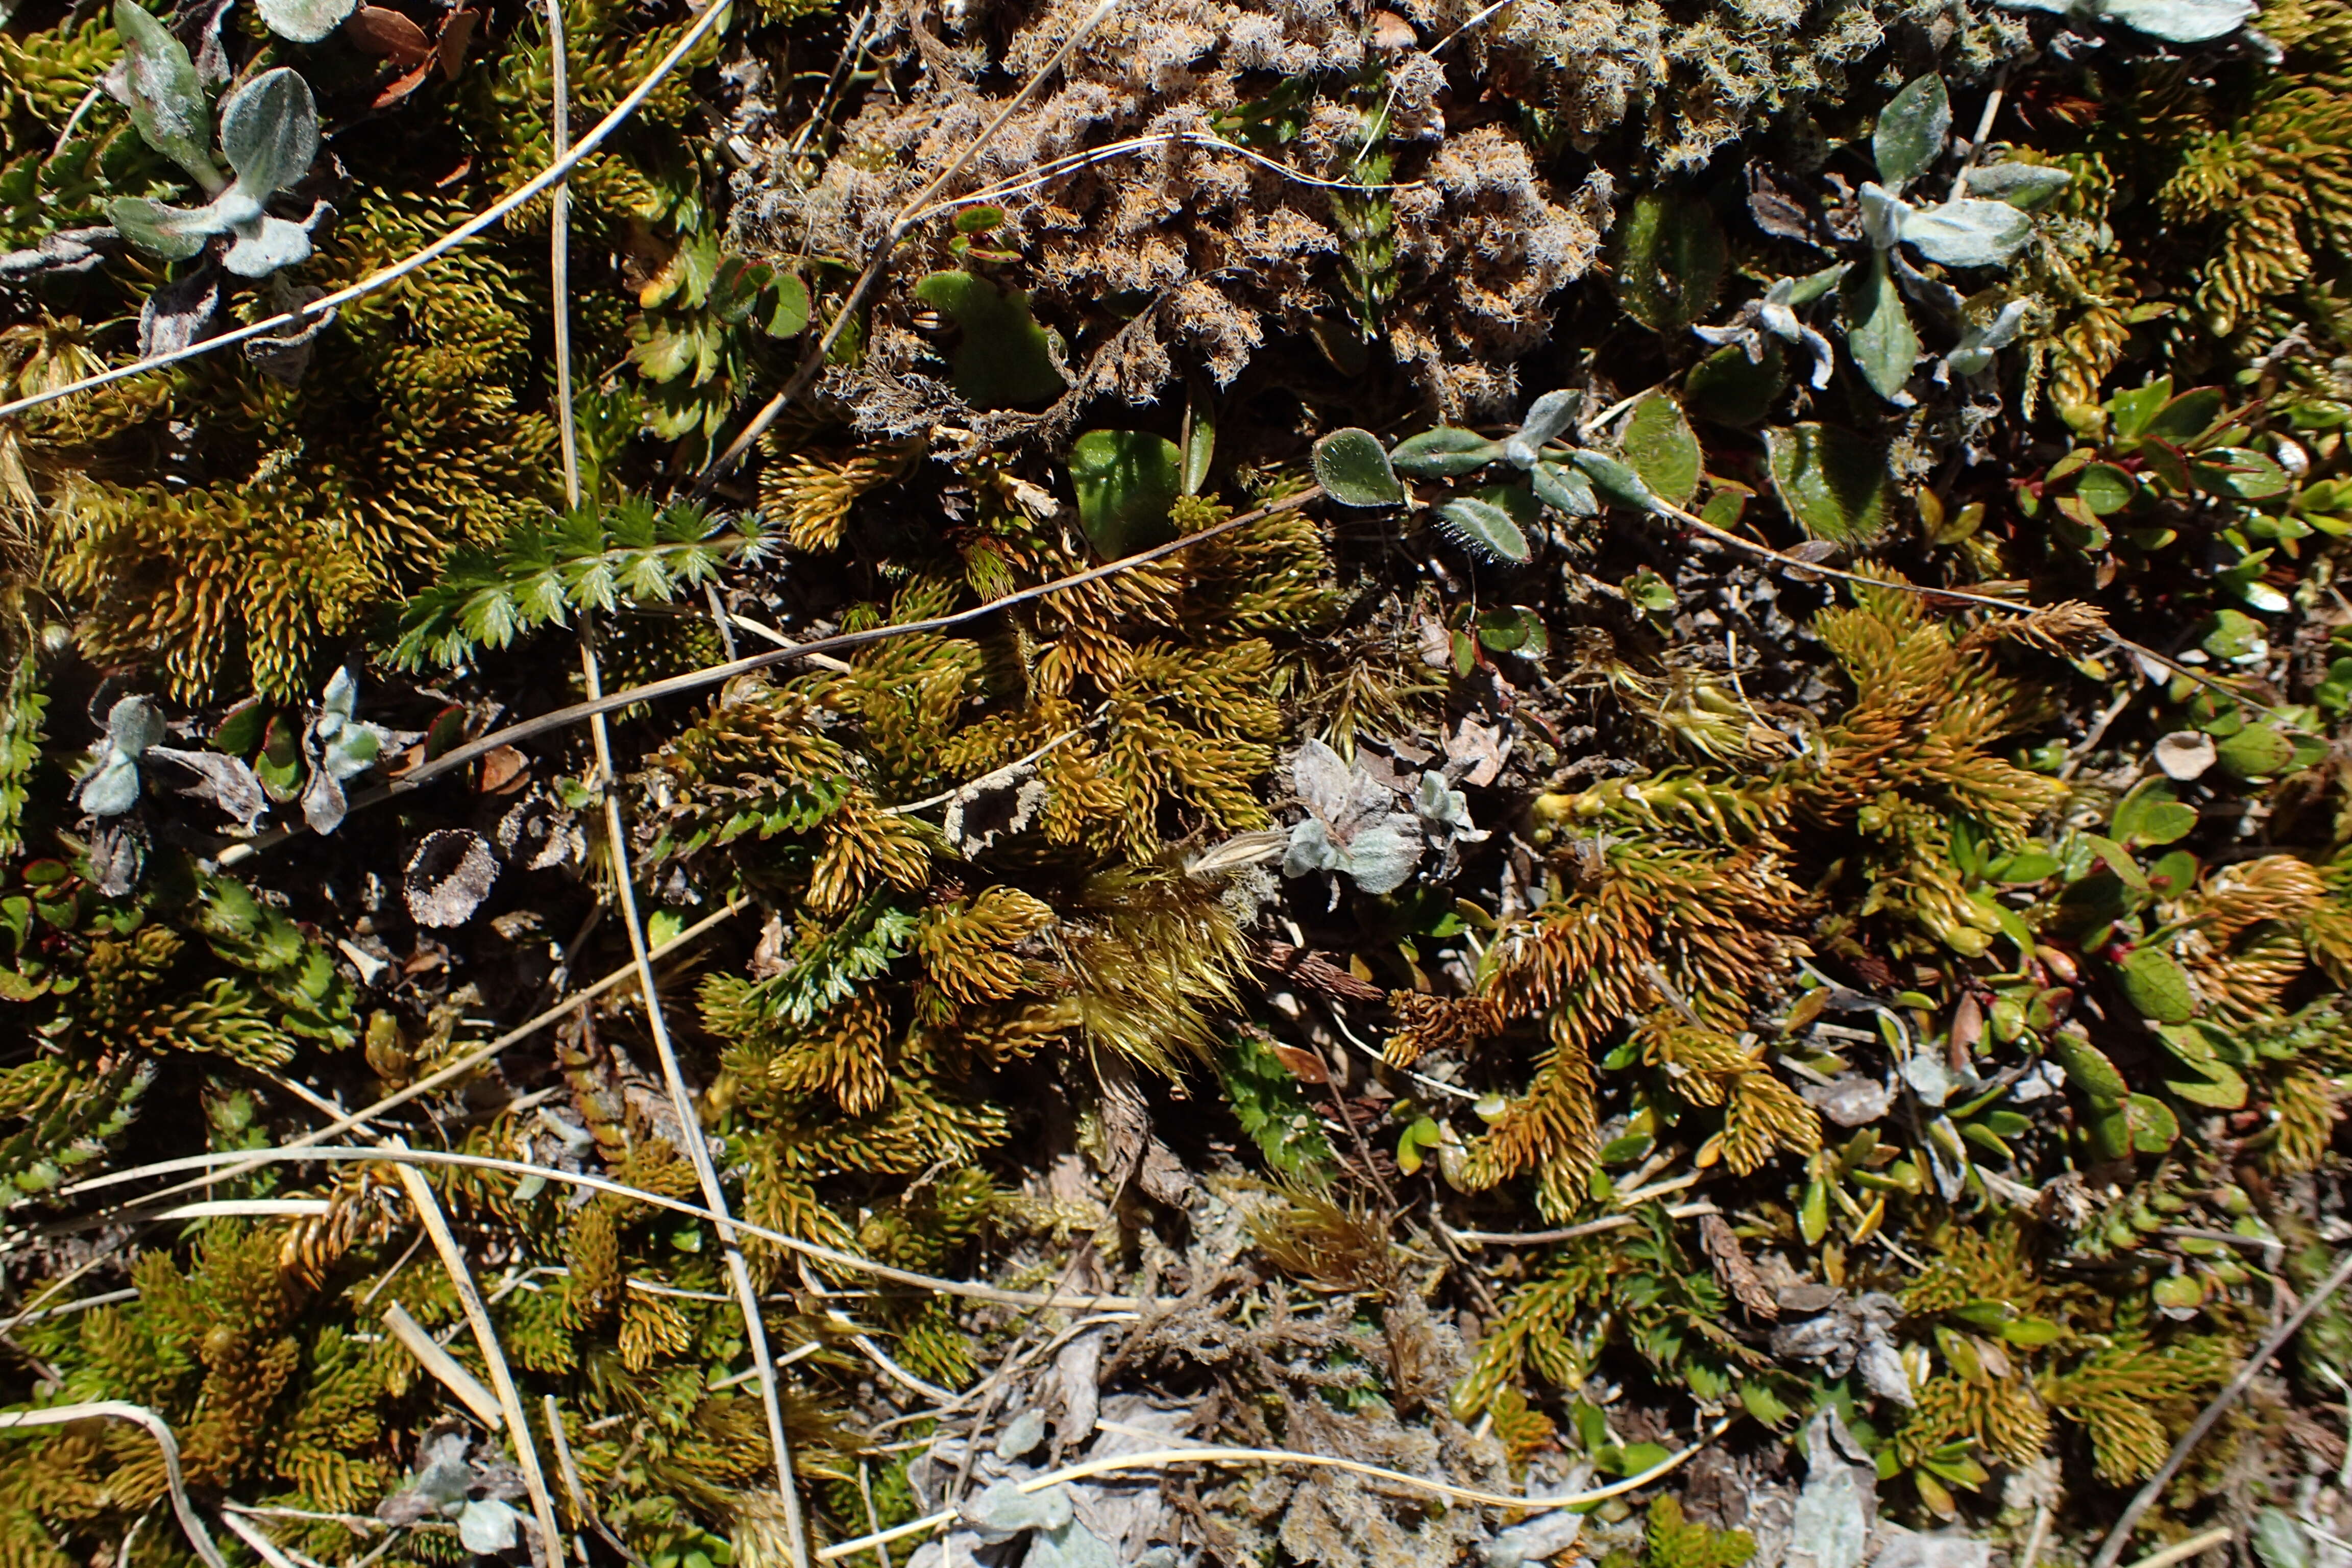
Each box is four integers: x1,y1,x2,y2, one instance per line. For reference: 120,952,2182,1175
345,5,431,64
1267,1041,1331,1084
478,744,529,796
437,7,478,78
373,60,433,107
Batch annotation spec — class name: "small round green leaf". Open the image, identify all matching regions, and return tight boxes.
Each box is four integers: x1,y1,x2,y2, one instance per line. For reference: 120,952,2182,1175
1311,428,1404,507
2126,1093,2180,1153
2074,462,2136,515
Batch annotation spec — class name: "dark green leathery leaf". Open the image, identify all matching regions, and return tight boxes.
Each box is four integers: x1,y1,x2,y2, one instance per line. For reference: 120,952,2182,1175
2052,1033,2127,1105
1764,423,1893,544
1614,189,1725,334
913,272,1067,408
1069,430,1182,559
2117,947,2197,1023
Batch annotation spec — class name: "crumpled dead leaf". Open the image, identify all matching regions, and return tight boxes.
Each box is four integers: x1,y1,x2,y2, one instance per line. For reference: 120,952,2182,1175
1801,1074,1892,1127
1770,1289,1913,1406
1445,716,1512,787
145,744,268,829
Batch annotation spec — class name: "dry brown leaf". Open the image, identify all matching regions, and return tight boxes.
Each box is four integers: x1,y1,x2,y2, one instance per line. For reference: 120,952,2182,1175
1700,1211,1778,1318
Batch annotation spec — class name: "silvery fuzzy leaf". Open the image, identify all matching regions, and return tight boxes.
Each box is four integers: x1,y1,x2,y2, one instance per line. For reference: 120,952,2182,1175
1858,183,1907,251
1291,738,1391,838
1994,0,2076,11
1339,816,1423,895
1283,818,1348,879
1784,1411,1877,1568
109,0,223,188
108,195,223,261
1946,298,2031,376
455,1498,519,1556
1798,323,1838,388
221,210,314,277
140,267,221,356
1507,388,1580,466
2251,1508,2313,1568
2104,0,2255,39
104,694,168,756
1856,1327,1916,1406
218,68,318,194
321,722,384,782
1872,74,1950,191
994,1409,1046,1460
1027,1518,1119,1568
1485,1508,1584,1568
409,1433,475,1505
1900,199,2034,268
1898,1052,1958,1107
1770,1311,1857,1370
1292,737,1359,825
78,754,144,817
1962,161,2074,208
963,1481,1072,1544
1878,1527,1992,1568
256,0,358,42
1413,770,1473,830
302,762,348,836
0,228,116,279
146,745,267,827
1531,459,1598,517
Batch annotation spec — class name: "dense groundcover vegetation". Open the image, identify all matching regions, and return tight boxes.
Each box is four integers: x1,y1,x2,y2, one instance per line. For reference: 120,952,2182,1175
7,0,2352,1562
